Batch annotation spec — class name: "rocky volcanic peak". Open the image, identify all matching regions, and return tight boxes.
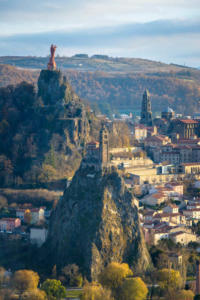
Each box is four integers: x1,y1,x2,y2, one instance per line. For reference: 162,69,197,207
37,69,88,145
46,166,151,280
0,67,91,186
38,70,70,106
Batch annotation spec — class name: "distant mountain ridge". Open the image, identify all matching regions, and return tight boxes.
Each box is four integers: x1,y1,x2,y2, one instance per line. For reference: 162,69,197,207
0,55,197,73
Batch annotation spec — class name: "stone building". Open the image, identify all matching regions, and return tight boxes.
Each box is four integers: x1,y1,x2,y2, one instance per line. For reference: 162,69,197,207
169,119,199,139
161,107,175,121
82,124,110,170
140,90,153,126
134,124,147,141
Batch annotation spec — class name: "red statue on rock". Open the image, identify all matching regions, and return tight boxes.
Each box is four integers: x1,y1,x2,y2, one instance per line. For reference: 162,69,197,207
47,44,57,70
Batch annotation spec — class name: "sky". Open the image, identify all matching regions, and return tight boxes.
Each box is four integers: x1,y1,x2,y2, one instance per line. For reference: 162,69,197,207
0,0,200,67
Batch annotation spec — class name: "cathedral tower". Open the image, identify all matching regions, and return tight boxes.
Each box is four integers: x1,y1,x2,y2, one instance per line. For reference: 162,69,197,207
140,89,153,126
99,124,109,167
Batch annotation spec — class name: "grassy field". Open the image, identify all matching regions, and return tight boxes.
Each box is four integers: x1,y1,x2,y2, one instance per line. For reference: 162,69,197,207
0,188,63,208
66,289,82,299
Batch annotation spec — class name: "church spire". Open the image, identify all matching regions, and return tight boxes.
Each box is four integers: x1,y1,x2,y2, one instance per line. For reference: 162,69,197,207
140,89,153,126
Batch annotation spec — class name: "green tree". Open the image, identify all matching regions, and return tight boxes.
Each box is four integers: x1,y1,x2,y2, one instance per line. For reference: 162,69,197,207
80,282,114,300
38,164,57,182
99,262,133,295
157,268,182,299
41,279,66,300
13,270,39,294
61,264,83,287
120,277,148,300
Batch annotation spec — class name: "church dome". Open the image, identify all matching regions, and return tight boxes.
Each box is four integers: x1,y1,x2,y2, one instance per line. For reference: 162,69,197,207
163,107,174,113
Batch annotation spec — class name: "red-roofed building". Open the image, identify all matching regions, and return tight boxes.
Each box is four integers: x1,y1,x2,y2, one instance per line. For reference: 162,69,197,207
183,208,200,219
166,182,184,195
169,119,200,139
177,138,200,146
153,212,181,224
152,142,200,164
163,204,179,214
0,218,21,232
146,126,157,136
141,192,167,206
16,207,45,224
144,135,171,148
170,231,196,245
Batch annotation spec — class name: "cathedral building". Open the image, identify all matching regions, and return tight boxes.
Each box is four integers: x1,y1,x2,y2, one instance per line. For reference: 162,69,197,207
162,107,175,121
140,90,153,126
169,119,200,139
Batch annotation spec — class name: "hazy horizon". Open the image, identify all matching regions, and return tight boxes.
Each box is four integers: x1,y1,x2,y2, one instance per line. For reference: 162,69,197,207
0,0,200,67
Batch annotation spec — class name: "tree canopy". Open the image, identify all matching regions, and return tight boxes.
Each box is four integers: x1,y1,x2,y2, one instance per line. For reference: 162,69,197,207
41,279,66,300
13,270,39,293
119,277,148,300
176,289,194,300
99,262,133,292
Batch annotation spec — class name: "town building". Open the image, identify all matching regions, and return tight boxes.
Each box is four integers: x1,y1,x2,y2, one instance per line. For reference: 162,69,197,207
82,124,110,170
170,231,197,245
144,135,171,148
151,143,200,165
16,207,45,224
169,119,199,139
183,208,200,220
0,218,21,232
134,124,147,141
163,204,179,214
166,182,184,196
161,107,175,121
141,192,167,206
180,163,200,175
30,227,48,247
147,126,157,137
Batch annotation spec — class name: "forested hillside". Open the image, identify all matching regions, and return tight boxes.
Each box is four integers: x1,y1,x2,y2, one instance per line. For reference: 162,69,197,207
0,69,91,188
66,70,200,114
1,56,200,115
0,64,39,87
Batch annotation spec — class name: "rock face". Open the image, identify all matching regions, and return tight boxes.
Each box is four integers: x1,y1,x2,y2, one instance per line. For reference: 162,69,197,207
0,69,90,187
37,70,88,146
47,166,151,280
38,70,80,106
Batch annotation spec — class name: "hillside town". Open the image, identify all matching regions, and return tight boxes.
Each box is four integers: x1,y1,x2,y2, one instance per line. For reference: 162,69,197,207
1,45,200,299
2,88,200,252
83,89,200,251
